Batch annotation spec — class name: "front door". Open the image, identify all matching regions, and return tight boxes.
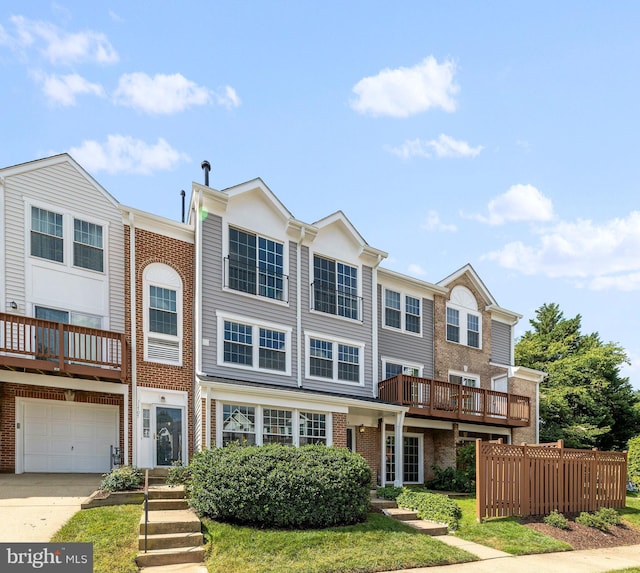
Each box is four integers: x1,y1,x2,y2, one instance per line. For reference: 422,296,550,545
155,406,183,466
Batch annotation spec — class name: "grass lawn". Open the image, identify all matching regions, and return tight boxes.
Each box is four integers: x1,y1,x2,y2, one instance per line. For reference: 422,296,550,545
51,505,142,573
620,494,640,529
202,512,476,573
454,496,572,555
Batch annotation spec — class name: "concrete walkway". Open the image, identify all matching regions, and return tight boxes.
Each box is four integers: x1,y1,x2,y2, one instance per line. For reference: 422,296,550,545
0,473,102,542
383,540,640,573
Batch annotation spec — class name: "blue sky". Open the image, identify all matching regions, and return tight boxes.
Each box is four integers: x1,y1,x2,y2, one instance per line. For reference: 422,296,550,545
2,2,639,388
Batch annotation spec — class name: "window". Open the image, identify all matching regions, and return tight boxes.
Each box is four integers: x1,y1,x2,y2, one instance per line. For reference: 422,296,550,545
31,207,63,263
384,289,421,334
263,409,293,445
217,313,290,374
383,361,422,379
446,286,482,349
149,286,177,336
227,227,285,301
219,404,329,447
73,219,103,271
299,412,327,445
312,255,360,320
308,335,363,384
143,263,183,364
222,404,256,445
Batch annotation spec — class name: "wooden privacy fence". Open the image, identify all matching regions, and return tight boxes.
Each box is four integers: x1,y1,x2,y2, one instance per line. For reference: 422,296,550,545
476,439,628,521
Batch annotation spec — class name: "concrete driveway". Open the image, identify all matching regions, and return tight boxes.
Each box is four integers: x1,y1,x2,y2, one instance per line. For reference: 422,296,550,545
0,473,102,542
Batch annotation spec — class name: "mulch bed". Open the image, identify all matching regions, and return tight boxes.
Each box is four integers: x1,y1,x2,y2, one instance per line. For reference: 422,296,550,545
522,516,640,550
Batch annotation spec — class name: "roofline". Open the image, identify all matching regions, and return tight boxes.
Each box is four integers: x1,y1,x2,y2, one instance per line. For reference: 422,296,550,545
120,204,194,243
438,263,498,306
378,267,449,296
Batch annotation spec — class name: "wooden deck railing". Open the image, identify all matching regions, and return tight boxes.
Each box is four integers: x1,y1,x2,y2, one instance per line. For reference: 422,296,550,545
378,374,530,427
0,312,127,382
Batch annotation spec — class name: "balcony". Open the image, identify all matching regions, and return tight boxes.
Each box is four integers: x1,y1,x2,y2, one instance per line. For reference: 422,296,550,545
0,312,128,382
378,374,530,427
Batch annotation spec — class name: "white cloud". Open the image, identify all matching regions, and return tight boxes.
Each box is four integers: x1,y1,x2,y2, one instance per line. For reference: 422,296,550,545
6,15,118,64
69,135,190,175
468,184,554,225
350,56,458,118
408,264,427,277
386,134,483,159
34,72,105,106
114,73,239,114
484,211,640,290
421,210,457,232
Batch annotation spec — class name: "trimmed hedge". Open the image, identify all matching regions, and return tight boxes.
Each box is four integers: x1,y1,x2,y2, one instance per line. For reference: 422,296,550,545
100,466,143,492
189,443,372,528
396,488,462,531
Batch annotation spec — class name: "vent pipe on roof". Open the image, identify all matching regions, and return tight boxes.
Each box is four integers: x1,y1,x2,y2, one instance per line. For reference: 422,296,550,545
180,190,186,223
201,160,211,187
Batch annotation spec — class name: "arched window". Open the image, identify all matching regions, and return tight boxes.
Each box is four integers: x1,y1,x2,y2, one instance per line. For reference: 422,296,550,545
446,286,482,349
143,263,183,364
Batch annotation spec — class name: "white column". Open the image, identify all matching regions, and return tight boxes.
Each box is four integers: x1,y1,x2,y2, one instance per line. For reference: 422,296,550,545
393,410,405,487
380,417,387,485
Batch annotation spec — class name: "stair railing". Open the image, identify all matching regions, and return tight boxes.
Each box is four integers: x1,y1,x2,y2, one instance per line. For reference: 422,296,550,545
143,469,149,553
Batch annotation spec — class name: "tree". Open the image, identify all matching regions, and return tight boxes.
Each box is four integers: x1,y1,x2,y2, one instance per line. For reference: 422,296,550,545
515,303,640,450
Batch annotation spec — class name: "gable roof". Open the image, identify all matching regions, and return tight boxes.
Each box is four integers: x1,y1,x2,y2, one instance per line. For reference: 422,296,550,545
437,263,498,306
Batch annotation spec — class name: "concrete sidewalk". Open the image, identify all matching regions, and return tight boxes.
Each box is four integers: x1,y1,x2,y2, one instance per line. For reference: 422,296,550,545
0,473,102,542
383,542,640,573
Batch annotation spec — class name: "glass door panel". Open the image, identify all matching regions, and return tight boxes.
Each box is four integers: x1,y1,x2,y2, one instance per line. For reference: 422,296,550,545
156,407,182,466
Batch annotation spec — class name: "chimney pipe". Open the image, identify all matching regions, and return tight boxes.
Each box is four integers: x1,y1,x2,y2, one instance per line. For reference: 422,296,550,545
201,160,211,187
180,190,186,223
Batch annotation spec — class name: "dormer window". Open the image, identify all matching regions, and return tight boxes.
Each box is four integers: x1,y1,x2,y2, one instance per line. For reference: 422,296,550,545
312,255,361,320
446,286,481,349
225,227,286,302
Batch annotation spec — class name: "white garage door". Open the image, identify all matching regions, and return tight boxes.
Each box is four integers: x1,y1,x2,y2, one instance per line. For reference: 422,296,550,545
22,400,119,473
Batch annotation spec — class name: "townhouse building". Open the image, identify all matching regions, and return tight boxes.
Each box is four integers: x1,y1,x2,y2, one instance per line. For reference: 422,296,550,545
0,154,542,485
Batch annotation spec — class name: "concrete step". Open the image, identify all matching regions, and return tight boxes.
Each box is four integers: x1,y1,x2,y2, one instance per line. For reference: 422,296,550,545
140,565,208,573
140,510,201,535
403,519,449,536
369,495,397,512
383,507,418,521
139,532,203,551
148,499,189,511
149,488,186,500
136,547,206,568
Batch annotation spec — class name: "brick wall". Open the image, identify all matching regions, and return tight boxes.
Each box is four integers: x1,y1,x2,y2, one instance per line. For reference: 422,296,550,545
125,225,195,463
332,412,347,448
356,426,381,485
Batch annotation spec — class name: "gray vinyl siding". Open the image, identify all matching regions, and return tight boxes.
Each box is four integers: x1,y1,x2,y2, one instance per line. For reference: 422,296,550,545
4,161,125,332
200,214,299,387
299,246,374,399
491,320,512,365
377,284,435,380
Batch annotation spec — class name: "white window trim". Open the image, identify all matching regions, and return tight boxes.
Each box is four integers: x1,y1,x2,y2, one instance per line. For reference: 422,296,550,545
308,252,363,323
221,222,290,307
216,311,292,376
381,287,422,337
304,331,365,386
445,302,482,349
381,356,424,380
385,431,424,485
25,198,109,277
216,401,332,447
143,263,183,366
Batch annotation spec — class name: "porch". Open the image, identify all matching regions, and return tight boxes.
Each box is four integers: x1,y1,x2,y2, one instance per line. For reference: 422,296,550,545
0,312,128,382
378,374,530,427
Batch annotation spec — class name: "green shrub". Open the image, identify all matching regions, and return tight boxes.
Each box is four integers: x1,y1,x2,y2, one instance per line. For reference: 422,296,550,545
595,507,621,526
396,488,462,531
426,466,474,493
628,435,640,490
575,511,609,531
189,443,372,528
543,510,569,530
376,486,403,500
167,460,192,488
100,466,143,492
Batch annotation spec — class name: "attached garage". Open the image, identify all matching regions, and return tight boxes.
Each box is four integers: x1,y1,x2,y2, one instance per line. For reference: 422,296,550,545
17,398,119,473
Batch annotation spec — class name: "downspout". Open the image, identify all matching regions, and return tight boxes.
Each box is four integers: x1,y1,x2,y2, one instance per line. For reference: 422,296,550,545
128,212,136,466
0,176,6,313
194,188,204,451
536,380,540,444
371,255,381,397
297,228,304,387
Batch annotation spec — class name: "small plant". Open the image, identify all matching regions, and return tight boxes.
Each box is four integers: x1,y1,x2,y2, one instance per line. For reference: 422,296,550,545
376,486,403,500
100,465,143,492
167,460,192,488
396,488,462,531
595,507,621,526
426,466,474,493
543,510,569,530
575,511,609,532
